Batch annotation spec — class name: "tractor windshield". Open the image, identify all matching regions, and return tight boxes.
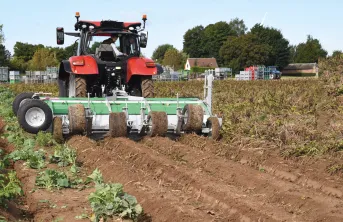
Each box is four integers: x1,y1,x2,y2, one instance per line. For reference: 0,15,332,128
83,32,140,58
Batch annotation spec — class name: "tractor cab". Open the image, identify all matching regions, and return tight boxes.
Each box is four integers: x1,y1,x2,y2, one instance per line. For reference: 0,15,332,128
55,13,156,99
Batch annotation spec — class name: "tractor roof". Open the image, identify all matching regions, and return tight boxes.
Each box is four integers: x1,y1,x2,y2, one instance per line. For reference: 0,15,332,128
78,20,142,30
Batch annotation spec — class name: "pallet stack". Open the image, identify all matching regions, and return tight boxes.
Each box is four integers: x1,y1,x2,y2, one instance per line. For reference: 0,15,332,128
0,67,9,82
9,71,20,84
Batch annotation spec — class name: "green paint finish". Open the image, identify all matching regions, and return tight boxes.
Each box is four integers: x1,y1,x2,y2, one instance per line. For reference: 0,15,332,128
44,97,211,115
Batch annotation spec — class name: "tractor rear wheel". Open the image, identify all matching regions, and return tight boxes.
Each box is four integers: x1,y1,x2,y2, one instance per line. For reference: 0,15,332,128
75,75,87,98
141,76,154,98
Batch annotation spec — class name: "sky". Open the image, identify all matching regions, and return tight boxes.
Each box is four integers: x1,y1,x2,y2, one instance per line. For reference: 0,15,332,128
0,0,342,59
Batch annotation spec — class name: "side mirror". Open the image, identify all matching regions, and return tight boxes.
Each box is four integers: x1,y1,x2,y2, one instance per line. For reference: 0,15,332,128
56,27,64,45
140,32,148,48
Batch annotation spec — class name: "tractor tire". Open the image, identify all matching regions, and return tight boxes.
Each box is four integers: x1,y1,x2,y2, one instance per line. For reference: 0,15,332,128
141,76,154,98
75,75,87,98
17,99,53,134
12,92,34,116
58,78,68,97
206,117,221,141
146,111,168,137
182,104,204,133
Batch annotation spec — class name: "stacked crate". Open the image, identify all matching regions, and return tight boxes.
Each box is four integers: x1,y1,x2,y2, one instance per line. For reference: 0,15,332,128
235,70,253,80
9,71,20,84
0,67,9,82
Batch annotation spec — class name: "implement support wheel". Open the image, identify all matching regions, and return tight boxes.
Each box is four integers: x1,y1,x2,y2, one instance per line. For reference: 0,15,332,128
53,117,64,143
146,111,168,137
182,104,204,133
12,92,35,116
206,117,221,140
68,104,86,134
17,99,53,134
109,112,127,137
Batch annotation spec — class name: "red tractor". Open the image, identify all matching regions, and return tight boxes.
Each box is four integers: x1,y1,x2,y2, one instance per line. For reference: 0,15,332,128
56,12,157,98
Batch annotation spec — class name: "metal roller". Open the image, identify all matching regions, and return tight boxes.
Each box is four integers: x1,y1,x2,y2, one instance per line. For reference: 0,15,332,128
52,116,64,143
109,112,127,137
206,117,221,140
182,104,204,133
146,111,168,137
68,104,86,134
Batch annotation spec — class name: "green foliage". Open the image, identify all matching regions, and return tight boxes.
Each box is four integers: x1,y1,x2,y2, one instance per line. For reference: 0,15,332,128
250,24,291,69
203,21,237,61
7,144,46,170
219,33,272,72
89,183,143,222
183,18,247,64
35,169,71,190
0,25,4,45
331,50,343,57
36,131,54,147
293,35,328,63
229,18,248,36
13,42,44,62
0,44,10,67
0,171,23,205
162,48,185,70
183,25,205,58
9,57,28,74
29,48,59,71
85,168,104,185
151,44,174,62
89,42,101,54
190,66,212,73
49,144,76,167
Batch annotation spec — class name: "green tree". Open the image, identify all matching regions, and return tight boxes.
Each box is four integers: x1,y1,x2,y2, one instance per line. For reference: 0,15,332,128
203,21,236,60
13,42,44,62
332,50,343,57
89,42,101,54
64,41,78,58
228,18,247,36
9,57,28,73
152,44,174,62
183,25,206,58
29,48,58,71
294,35,327,63
250,24,290,69
219,33,272,72
162,48,184,70
289,45,297,63
0,25,4,44
0,44,10,66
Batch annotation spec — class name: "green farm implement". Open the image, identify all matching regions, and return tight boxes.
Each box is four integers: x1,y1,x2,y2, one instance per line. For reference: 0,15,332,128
13,74,222,141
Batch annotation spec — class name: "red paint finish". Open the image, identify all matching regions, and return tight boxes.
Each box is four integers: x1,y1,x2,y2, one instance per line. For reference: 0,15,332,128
126,57,157,82
69,56,99,75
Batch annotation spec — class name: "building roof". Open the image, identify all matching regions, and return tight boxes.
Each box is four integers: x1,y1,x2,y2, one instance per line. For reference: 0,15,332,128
283,63,317,70
187,58,218,68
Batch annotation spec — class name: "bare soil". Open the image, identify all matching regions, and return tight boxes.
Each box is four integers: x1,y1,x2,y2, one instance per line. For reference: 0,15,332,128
67,134,343,222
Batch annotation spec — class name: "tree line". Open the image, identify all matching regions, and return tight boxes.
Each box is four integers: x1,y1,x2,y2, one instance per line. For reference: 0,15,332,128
152,18,335,72
0,21,341,74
